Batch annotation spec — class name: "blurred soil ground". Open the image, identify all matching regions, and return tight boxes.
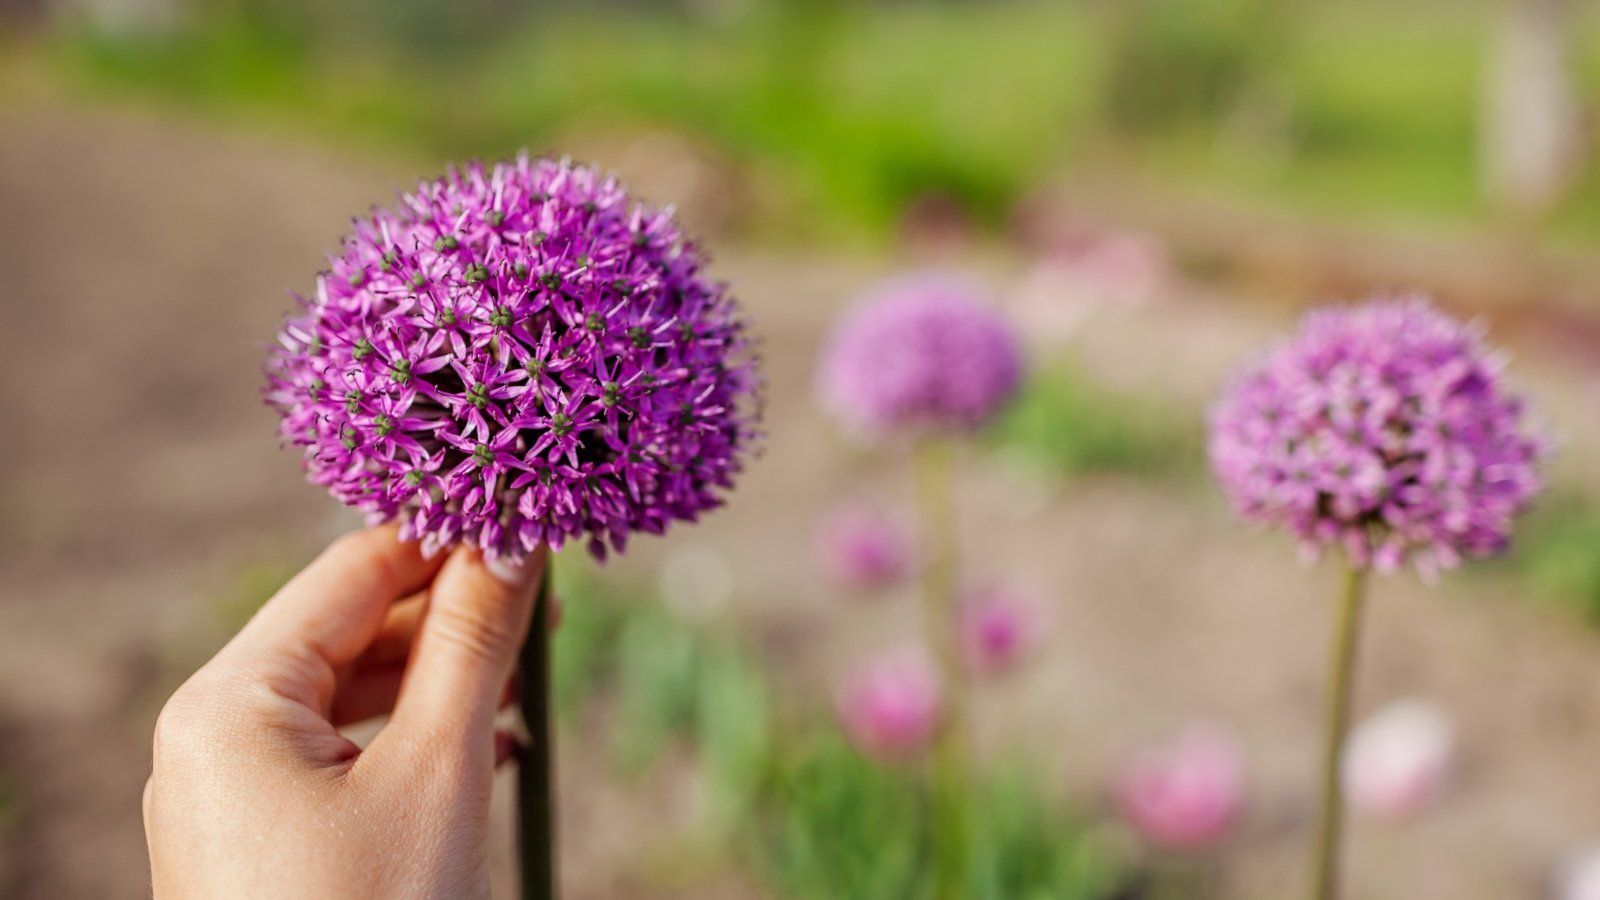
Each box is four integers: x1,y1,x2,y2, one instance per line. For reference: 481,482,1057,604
5,101,1600,900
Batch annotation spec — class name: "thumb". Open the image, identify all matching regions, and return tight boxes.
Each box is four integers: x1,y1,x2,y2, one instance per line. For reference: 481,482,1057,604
386,546,548,754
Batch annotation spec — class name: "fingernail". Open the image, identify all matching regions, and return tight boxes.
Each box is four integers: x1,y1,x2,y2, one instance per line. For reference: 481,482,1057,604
485,553,529,586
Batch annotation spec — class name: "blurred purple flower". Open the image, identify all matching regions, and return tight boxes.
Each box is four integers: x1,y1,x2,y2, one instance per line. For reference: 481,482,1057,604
1343,699,1454,822
816,503,913,592
836,649,942,761
816,273,1023,436
959,582,1043,675
1209,297,1547,576
1114,727,1245,852
265,154,761,562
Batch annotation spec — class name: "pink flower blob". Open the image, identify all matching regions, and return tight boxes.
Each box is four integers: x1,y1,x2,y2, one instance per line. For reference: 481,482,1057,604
815,503,913,592
1342,699,1454,821
1115,726,1245,852
959,582,1043,675
836,649,942,761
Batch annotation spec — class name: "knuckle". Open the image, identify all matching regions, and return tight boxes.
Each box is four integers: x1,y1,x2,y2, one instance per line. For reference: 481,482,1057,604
150,674,242,763
150,689,202,759
429,601,519,664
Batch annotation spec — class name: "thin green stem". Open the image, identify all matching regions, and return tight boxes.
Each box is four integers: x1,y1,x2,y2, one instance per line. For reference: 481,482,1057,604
1310,562,1367,900
518,567,557,900
915,439,972,900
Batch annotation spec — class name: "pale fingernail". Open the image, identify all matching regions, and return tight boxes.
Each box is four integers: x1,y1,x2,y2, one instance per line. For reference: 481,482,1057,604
485,554,529,586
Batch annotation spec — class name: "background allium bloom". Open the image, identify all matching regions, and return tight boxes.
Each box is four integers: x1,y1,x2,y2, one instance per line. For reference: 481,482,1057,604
815,503,913,592
836,650,942,761
959,582,1043,675
1209,297,1546,574
1342,699,1454,822
266,155,759,562
1114,727,1245,852
816,274,1023,435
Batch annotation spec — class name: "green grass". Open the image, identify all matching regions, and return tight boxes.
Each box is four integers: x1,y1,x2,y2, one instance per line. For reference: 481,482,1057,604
1509,494,1600,626
550,565,1137,897
41,2,1093,243
755,736,1129,900
28,0,1600,245
990,366,1201,480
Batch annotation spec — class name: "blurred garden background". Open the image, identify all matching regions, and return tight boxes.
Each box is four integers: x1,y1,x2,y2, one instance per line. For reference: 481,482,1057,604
4,0,1600,897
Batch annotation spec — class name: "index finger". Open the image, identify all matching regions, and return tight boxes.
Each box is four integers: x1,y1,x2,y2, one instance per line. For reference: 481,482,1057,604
235,524,445,672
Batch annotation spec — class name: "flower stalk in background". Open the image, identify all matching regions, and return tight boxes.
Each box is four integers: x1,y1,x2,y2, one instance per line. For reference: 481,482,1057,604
1209,297,1545,900
818,273,1023,898
265,154,760,900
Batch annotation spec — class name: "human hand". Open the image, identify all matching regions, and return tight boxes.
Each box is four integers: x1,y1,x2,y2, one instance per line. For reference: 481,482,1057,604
144,525,548,899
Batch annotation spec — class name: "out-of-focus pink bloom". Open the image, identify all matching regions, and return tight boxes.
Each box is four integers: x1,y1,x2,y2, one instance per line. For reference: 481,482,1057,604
1343,699,1455,821
836,650,942,761
1071,231,1168,307
959,583,1043,675
816,504,913,592
1009,231,1170,345
1554,846,1600,900
1114,727,1245,852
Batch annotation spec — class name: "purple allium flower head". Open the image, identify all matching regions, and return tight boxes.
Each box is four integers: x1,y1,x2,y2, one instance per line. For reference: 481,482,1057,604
815,503,913,592
266,154,760,562
1209,297,1546,575
816,273,1023,436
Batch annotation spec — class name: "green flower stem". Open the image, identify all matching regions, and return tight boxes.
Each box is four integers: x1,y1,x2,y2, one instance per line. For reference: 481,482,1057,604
1310,562,1368,900
915,439,972,900
518,566,557,900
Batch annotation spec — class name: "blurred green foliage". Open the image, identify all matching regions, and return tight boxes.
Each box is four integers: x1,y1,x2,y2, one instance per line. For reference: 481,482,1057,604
990,366,1200,479
757,734,930,898
555,572,1136,897
548,560,628,715
757,737,1128,899
551,566,771,830
30,0,1600,242
1513,494,1600,625
46,0,1092,240
976,767,1126,900
1101,0,1290,137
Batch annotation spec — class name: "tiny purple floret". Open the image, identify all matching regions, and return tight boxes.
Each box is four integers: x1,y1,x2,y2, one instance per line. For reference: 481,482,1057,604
1208,297,1546,575
266,154,760,562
